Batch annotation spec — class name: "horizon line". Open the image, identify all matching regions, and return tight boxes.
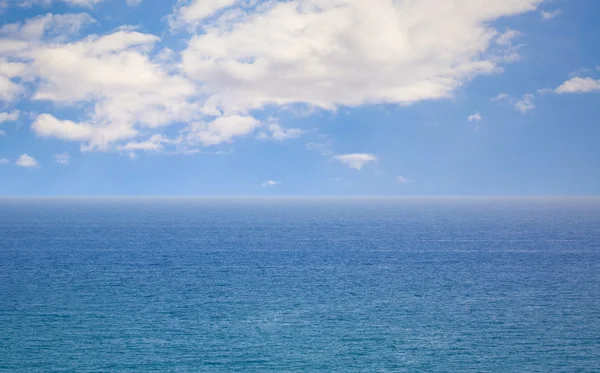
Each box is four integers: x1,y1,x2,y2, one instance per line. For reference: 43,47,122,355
0,196,599,199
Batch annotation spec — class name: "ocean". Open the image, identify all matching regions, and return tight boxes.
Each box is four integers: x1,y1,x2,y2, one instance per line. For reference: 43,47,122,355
0,197,599,372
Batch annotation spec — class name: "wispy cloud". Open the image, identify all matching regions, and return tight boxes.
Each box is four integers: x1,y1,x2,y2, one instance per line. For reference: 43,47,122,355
306,137,334,156
53,152,70,165
261,180,281,187
257,122,304,141
493,93,535,113
396,175,411,184
541,9,562,20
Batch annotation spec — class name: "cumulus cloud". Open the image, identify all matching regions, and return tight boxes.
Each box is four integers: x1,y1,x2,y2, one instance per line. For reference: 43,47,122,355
185,115,260,146
32,114,138,151
555,77,600,94
53,152,69,164
125,0,142,6
0,158,8,163
0,13,109,106
181,0,542,115
3,23,198,151
2,0,544,155
261,180,281,187
334,153,376,170
15,153,38,167
541,9,562,20
468,113,483,122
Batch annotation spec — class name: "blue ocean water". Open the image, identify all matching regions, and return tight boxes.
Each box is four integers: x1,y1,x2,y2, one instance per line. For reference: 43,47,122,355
0,197,599,372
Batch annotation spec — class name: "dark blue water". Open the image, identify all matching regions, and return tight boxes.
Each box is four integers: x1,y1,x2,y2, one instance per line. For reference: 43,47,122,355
1,198,599,372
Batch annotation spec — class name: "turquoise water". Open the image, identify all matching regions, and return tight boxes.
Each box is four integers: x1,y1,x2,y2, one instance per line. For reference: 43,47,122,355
1,198,599,372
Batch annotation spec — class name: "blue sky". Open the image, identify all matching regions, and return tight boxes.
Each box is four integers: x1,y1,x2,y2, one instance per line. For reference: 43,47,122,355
0,0,599,196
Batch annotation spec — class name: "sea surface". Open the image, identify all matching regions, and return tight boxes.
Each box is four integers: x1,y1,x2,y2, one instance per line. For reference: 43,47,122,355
0,197,599,372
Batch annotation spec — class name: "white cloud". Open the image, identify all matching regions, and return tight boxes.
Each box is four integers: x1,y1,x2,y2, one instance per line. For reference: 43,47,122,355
0,12,95,41
0,13,95,101
541,9,562,20
261,180,281,187
0,59,28,77
555,77,600,94
494,93,535,113
492,93,510,101
515,94,535,113
170,0,237,29
0,24,199,151
53,152,69,164
257,122,303,141
396,175,410,184
0,158,8,163
126,0,142,6
117,134,174,152
2,0,544,155
181,0,542,115
0,110,19,136
185,115,260,146
0,75,23,101
32,114,138,151
15,153,38,167
468,113,482,122
496,29,522,46
0,110,19,123
334,153,376,170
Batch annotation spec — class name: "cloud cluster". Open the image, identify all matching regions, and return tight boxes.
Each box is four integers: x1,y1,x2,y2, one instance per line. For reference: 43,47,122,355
0,0,545,156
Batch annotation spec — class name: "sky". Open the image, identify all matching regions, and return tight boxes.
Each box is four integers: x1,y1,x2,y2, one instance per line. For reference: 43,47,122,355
0,0,599,196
